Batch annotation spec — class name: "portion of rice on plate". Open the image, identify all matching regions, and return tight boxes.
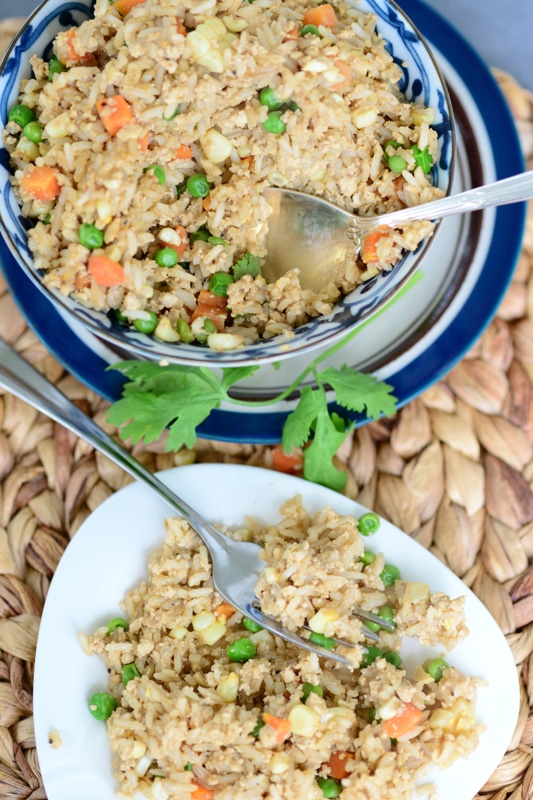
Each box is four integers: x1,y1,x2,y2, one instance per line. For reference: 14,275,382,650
82,498,484,800
4,0,444,352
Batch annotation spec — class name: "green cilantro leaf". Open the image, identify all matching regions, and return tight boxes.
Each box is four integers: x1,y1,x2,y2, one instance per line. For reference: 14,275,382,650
233,252,261,280
320,365,397,420
281,386,324,450
220,366,260,393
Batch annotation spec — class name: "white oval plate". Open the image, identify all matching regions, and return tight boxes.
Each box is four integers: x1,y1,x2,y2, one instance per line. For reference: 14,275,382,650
33,464,519,800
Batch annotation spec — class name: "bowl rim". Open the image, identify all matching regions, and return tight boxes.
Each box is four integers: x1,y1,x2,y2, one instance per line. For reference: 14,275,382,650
0,0,456,367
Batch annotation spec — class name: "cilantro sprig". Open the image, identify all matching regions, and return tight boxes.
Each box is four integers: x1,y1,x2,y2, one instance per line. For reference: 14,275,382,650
106,324,397,492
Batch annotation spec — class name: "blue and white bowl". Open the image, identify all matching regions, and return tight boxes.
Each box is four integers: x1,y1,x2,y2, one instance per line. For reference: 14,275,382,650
0,0,454,367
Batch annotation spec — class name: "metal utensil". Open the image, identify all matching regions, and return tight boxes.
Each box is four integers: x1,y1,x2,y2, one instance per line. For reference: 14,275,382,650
262,169,533,292
0,338,392,665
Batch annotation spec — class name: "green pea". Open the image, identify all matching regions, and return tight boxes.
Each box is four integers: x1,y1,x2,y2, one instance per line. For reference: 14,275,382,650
8,104,35,128
359,550,376,566
143,164,166,185
209,272,234,296
378,605,396,627
317,777,342,798
154,247,179,267
48,54,66,80
262,111,286,135
189,227,210,243
360,646,383,668
251,717,265,738
207,235,228,246
358,512,380,536
426,657,449,682
242,616,263,633
259,86,283,111
383,651,402,668
121,663,141,684
226,637,256,663
176,318,194,343
203,318,218,334
78,223,105,250
186,173,211,198
23,121,42,143
300,24,322,36
388,155,407,173
364,619,381,633
308,632,335,651
384,139,401,151
113,308,128,325
106,617,128,634
380,564,401,587
88,691,117,720
133,311,158,334
302,682,323,701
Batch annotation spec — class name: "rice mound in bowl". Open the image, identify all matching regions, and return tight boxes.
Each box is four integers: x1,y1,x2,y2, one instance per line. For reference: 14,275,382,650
83,498,484,800
5,0,446,354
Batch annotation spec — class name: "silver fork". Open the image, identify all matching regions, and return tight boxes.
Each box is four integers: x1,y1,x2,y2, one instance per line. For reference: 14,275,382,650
0,338,392,666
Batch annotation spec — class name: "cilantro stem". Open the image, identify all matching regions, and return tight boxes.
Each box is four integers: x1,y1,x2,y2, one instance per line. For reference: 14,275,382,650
228,324,363,408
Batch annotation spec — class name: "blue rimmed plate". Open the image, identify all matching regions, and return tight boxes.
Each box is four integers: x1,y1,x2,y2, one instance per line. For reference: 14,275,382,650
0,0,526,441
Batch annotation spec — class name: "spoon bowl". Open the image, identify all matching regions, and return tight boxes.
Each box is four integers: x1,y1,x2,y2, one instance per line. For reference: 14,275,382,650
263,169,533,293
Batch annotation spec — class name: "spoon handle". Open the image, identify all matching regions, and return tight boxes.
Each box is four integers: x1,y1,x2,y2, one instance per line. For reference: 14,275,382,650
355,169,533,230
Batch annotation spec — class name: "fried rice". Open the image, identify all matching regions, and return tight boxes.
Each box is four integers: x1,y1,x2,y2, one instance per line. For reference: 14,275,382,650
83,497,483,800
5,0,444,352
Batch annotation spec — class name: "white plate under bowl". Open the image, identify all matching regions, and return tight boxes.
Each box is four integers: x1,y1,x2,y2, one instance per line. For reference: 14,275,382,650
0,0,525,441
33,463,519,800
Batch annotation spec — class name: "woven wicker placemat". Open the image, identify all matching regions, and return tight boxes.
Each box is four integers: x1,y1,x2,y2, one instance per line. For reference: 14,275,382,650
0,17,533,800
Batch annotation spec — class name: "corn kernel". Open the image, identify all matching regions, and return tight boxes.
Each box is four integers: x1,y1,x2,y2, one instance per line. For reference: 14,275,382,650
168,626,188,640
154,316,180,343
308,607,339,635
200,128,233,163
429,698,476,733
411,106,435,125
216,671,239,702
222,15,248,31
43,112,72,139
376,696,403,721
287,704,321,737
130,740,147,759
197,49,224,74
198,17,227,41
207,332,246,351
186,30,211,58
402,582,429,607
269,752,291,774
17,137,39,161
192,611,217,631
199,619,227,645
352,106,378,129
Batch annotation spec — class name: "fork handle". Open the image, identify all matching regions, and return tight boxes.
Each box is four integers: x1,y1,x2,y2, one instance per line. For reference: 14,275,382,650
352,169,533,231
0,339,230,552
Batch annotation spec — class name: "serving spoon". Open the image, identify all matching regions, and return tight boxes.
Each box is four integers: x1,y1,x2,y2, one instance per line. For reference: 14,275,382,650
262,169,533,293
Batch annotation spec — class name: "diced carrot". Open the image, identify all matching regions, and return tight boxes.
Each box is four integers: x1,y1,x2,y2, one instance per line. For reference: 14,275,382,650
202,196,212,212
214,602,236,619
138,133,150,152
191,782,214,800
271,444,303,475
241,155,254,169
263,712,292,744
360,227,391,265
163,225,189,257
63,28,94,64
190,290,227,331
330,59,351,91
382,703,424,738
176,19,188,36
176,143,193,160
96,95,135,136
20,166,61,201
326,750,353,780
283,25,299,41
88,255,125,287
302,3,338,28
113,0,146,16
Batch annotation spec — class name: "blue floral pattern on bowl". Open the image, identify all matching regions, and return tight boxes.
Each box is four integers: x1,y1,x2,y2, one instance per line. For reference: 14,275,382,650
0,0,453,367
